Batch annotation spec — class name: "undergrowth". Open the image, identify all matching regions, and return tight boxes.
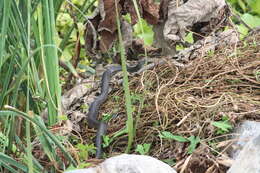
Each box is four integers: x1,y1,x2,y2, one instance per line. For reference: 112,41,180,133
0,0,259,172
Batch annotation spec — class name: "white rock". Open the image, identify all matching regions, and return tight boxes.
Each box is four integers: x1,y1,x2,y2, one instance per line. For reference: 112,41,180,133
228,121,260,173
228,134,260,173
65,154,176,173
231,121,260,159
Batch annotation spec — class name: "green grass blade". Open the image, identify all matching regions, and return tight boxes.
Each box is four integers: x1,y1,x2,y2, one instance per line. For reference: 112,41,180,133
0,57,14,108
26,1,33,172
115,2,134,153
0,0,12,69
0,108,77,166
41,0,61,125
15,135,45,172
0,152,28,172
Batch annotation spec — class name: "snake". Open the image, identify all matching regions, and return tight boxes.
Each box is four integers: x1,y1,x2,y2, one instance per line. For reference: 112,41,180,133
87,60,145,158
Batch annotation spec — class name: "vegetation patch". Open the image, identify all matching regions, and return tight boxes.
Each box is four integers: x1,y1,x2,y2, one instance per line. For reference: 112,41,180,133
95,33,260,172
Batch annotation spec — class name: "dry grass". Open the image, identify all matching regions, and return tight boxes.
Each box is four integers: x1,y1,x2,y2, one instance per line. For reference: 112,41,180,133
93,33,260,172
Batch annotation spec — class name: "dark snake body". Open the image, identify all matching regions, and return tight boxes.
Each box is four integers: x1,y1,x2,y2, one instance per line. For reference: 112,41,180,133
87,61,144,158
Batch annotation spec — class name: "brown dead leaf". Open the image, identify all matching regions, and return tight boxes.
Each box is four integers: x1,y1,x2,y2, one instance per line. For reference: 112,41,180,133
158,0,170,20
100,30,118,52
99,0,120,33
140,0,160,25
216,157,233,167
124,0,139,25
84,0,160,54
98,0,122,52
84,13,101,55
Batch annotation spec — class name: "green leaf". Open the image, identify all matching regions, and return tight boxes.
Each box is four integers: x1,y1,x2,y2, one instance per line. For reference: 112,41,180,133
184,32,194,44
248,0,260,15
102,113,113,121
75,143,95,160
72,0,84,6
134,19,154,46
212,121,233,133
162,158,176,166
135,143,151,155
237,0,247,12
61,45,73,61
0,152,28,172
176,44,185,51
159,131,188,142
241,13,260,28
0,109,77,166
77,63,95,74
103,135,112,148
123,13,132,23
58,114,68,121
187,136,200,154
78,162,91,169
237,24,249,40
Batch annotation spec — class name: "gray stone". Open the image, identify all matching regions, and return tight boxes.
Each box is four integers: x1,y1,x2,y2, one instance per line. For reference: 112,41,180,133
231,121,260,159
65,154,176,173
228,134,260,173
228,121,260,173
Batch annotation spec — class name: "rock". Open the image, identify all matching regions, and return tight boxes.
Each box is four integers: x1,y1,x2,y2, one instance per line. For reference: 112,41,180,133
65,154,177,173
228,121,260,173
231,121,260,159
228,134,260,173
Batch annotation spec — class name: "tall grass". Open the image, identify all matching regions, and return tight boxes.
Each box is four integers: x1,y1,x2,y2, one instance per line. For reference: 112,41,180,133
0,0,147,171
115,2,134,153
114,0,147,153
0,0,79,172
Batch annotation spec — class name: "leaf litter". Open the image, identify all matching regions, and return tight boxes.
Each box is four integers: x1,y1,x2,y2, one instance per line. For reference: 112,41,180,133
96,33,260,173
36,0,260,172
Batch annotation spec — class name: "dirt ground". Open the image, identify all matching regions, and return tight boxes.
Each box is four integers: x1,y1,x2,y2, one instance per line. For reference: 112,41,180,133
82,32,260,173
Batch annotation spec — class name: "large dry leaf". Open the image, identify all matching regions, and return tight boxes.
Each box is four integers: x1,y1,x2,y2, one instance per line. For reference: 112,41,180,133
98,0,122,52
164,0,226,43
99,30,118,52
84,10,101,55
99,0,121,33
84,0,160,54
124,0,138,25
140,0,160,25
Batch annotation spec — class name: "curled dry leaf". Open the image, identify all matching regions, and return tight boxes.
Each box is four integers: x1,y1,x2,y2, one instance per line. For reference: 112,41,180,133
99,0,122,52
124,0,138,25
163,0,227,43
84,0,160,54
84,9,101,55
140,0,160,25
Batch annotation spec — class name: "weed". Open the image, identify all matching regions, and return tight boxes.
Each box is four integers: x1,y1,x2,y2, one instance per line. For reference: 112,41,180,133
133,19,154,46
75,143,96,161
102,135,112,148
176,44,185,51
162,158,176,166
159,131,188,142
187,136,200,154
184,32,194,44
255,70,260,81
102,113,113,122
131,93,143,104
159,131,200,154
58,114,68,121
226,78,242,84
112,95,120,102
212,116,233,135
135,143,151,155
207,50,215,57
